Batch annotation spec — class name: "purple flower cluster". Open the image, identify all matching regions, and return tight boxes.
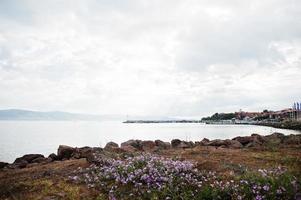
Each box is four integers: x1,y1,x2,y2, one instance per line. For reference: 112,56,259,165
70,154,300,199
78,154,208,189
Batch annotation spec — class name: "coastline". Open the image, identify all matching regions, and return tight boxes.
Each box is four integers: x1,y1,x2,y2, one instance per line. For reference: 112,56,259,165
1,132,301,199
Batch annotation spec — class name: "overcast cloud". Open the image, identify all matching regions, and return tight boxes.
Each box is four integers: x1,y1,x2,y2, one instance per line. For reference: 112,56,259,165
0,0,300,117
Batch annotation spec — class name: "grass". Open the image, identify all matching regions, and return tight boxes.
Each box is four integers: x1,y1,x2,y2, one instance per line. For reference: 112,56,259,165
0,147,300,199
0,179,82,200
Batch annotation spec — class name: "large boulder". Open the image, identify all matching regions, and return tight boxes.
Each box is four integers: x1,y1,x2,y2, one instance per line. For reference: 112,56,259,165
171,140,194,148
0,162,8,169
57,145,76,160
15,160,28,168
74,147,102,159
121,140,142,150
141,140,156,151
120,145,137,153
199,138,210,146
264,132,285,145
206,139,242,148
232,136,255,146
56,146,104,161
14,154,45,164
224,139,243,148
155,140,171,149
31,157,50,164
48,153,59,161
207,139,226,147
232,134,265,147
104,142,119,151
171,139,181,148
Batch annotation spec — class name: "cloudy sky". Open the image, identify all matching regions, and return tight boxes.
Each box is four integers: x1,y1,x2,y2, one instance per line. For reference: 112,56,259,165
0,0,300,117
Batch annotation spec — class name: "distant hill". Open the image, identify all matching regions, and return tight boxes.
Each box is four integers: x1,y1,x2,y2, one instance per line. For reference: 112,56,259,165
0,109,109,121
0,109,178,121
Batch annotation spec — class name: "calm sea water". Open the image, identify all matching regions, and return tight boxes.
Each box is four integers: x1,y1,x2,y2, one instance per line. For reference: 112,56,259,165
0,121,300,163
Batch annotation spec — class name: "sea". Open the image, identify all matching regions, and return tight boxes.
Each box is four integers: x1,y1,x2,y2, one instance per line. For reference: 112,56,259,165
0,121,300,163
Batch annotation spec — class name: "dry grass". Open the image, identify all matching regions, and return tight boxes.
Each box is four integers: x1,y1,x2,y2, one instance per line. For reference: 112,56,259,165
1,147,300,199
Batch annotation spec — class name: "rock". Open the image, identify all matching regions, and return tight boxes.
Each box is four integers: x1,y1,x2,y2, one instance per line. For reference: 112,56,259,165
171,139,182,148
251,134,267,143
232,134,266,147
72,147,91,159
207,139,226,147
224,139,243,148
76,147,103,159
184,141,195,148
104,142,119,151
14,154,45,164
120,145,137,152
155,140,171,149
57,145,75,160
31,157,48,163
141,140,156,151
48,153,58,161
199,138,210,145
16,160,28,168
282,134,301,145
171,140,194,148
121,140,142,150
264,132,285,145
0,162,9,169
206,139,242,148
232,136,255,146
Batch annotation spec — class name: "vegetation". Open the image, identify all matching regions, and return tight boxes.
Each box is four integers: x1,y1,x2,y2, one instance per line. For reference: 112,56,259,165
202,113,236,121
71,154,300,200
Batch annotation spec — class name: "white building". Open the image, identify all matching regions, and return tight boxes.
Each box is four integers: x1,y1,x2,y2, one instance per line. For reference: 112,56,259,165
292,102,301,121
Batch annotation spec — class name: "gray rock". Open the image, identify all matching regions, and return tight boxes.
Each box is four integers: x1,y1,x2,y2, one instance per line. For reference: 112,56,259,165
120,145,137,152
48,153,58,161
207,139,226,147
264,132,285,145
16,160,28,168
104,142,119,151
57,145,75,160
141,140,156,151
14,154,45,164
31,157,48,163
0,162,8,169
206,139,242,148
121,140,142,150
232,136,255,146
224,139,243,148
171,139,182,148
76,147,102,159
155,140,171,149
199,138,210,145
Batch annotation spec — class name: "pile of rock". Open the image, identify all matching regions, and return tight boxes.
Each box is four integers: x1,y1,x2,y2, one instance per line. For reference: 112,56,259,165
7,154,51,169
102,139,171,153
1,145,103,169
197,132,301,149
1,132,300,170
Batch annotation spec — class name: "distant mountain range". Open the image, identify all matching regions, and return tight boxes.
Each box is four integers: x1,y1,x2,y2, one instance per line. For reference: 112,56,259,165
0,109,178,121
0,109,114,121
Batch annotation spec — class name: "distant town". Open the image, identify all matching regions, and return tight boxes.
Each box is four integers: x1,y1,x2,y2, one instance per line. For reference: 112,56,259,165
202,102,301,124
124,102,301,130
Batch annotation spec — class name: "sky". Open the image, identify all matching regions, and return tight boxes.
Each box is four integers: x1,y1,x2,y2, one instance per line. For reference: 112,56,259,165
0,0,301,118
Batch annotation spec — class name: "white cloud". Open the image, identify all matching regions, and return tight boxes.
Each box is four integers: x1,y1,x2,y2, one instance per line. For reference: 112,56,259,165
0,0,301,117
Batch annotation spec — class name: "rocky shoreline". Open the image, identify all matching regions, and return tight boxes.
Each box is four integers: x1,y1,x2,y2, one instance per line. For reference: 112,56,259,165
1,132,300,170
